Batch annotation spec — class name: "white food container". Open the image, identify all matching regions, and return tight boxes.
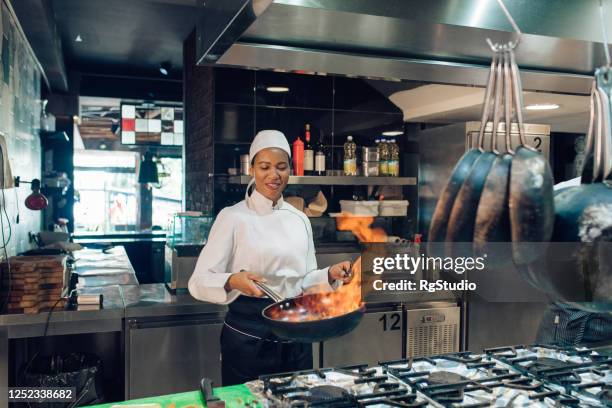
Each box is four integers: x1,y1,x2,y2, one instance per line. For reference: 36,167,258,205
379,200,409,216
339,200,379,216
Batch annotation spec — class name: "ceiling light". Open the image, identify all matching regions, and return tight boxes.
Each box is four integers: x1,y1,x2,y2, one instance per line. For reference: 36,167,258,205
525,103,560,111
75,34,83,42
266,86,290,93
382,130,403,136
159,61,172,76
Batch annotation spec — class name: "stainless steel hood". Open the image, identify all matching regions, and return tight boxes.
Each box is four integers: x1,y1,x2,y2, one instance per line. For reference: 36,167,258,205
196,0,612,95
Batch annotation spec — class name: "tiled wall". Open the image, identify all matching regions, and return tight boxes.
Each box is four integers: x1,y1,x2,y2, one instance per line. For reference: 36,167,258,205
0,1,42,256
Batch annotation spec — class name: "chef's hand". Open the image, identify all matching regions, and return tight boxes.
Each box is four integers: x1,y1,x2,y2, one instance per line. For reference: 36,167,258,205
225,271,265,297
328,261,353,284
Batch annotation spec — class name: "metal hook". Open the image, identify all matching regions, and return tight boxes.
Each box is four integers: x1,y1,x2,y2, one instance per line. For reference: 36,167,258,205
496,0,522,47
486,38,499,52
485,0,523,51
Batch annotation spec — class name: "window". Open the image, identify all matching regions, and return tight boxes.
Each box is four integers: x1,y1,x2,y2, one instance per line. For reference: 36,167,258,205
74,97,184,234
74,150,139,233
152,157,183,229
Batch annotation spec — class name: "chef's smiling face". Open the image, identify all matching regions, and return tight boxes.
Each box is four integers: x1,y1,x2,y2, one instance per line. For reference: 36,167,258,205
252,148,290,203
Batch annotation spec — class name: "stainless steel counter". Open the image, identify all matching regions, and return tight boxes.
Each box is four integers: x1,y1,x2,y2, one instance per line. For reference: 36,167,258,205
0,247,133,338
0,247,226,337
123,283,227,318
0,285,125,339
0,245,226,403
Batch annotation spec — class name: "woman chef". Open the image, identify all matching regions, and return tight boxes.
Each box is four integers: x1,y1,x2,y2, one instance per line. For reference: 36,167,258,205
188,130,354,386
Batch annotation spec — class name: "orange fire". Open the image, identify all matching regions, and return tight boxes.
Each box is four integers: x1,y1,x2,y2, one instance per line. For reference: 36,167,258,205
269,258,363,322
335,214,387,243
269,214,388,322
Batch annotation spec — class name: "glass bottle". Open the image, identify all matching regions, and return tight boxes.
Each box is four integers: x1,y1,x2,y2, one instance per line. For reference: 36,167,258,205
343,135,357,176
304,124,314,175
388,138,400,177
378,138,389,176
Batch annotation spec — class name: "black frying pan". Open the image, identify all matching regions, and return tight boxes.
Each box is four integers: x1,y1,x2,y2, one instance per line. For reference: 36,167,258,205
444,51,503,257
507,50,554,266
427,55,498,257
547,74,612,313
253,281,365,343
473,50,513,266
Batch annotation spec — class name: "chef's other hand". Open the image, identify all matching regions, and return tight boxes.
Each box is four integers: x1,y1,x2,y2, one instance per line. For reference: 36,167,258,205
225,271,265,297
329,261,353,284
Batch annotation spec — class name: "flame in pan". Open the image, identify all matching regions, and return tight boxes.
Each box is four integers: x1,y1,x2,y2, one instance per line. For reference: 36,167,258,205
335,214,387,243
269,215,387,322
268,258,364,322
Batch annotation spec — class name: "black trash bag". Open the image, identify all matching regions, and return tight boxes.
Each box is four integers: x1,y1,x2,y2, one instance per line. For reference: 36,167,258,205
21,352,105,407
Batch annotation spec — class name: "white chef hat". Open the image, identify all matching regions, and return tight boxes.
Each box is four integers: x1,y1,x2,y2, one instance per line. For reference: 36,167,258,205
249,130,291,163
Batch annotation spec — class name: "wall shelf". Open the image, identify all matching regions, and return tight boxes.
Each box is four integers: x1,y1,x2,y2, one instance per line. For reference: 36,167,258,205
225,175,416,186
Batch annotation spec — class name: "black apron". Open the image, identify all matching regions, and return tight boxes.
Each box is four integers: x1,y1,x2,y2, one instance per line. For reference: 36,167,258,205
221,295,313,386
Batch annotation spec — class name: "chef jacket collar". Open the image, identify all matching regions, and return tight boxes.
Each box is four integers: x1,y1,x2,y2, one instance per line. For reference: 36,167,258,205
247,184,284,215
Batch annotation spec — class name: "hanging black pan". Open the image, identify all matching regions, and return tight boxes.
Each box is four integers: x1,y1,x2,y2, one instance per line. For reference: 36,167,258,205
518,82,600,294
507,49,555,266
550,72,612,313
253,281,365,343
444,51,502,256
426,55,498,257
473,48,513,265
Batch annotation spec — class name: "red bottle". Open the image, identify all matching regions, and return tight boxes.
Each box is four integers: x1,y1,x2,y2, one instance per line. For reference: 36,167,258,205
293,136,304,176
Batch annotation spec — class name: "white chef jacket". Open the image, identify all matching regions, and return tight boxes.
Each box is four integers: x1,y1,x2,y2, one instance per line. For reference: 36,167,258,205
188,188,333,304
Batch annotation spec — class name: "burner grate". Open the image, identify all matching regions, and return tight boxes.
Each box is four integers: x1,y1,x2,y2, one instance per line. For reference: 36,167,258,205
258,364,428,408
482,343,612,407
574,381,612,407
597,384,612,404
386,362,594,407
252,345,610,407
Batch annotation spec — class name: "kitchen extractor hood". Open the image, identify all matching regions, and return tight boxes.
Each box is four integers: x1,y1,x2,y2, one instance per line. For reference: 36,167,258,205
195,0,612,95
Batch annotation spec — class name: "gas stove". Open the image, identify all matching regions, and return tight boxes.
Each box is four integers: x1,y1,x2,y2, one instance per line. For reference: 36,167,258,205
486,344,612,407
249,365,431,407
244,345,611,407
381,351,591,407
